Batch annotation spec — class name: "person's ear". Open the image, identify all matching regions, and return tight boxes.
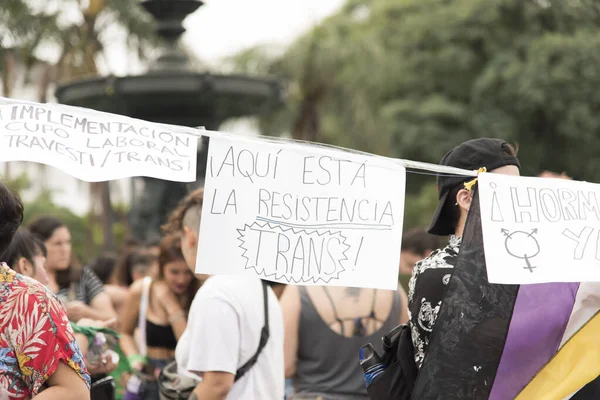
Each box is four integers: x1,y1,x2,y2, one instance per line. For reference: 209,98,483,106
183,226,199,247
16,257,33,277
456,188,473,212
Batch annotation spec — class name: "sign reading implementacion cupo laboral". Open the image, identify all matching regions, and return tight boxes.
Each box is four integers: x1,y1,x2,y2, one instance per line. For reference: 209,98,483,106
0,101,198,182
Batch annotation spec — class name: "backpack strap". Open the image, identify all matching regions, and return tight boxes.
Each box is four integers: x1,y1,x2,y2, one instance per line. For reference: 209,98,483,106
137,276,152,358
234,281,270,382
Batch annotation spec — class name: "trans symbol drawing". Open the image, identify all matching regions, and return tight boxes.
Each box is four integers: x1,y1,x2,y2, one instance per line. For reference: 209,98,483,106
501,228,540,273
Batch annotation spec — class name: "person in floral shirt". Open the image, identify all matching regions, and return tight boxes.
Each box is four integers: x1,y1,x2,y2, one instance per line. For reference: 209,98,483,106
0,181,90,399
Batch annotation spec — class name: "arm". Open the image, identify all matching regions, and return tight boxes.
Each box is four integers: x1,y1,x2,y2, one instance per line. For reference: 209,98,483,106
75,333,89,358
184,298,240,398
119,280,143,369
35,362,90,400
15,284,92,399
280,285,300,378
192,371,234,400
86,268,118,321
155,282,187,340
398,283,409,324
87,291,118,321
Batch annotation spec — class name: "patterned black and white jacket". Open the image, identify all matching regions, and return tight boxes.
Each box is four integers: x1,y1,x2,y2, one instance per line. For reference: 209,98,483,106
407,235,461,368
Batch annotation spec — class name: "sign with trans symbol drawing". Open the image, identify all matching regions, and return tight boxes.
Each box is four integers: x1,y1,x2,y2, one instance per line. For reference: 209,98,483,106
196,135,406,290
479,173,600,284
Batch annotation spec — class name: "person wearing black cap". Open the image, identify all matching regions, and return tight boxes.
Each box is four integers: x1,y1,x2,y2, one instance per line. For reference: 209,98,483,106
407,138,520,369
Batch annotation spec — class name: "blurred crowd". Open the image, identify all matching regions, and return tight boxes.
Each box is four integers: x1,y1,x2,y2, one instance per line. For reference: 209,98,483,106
1,178,436,400
0,132,573,400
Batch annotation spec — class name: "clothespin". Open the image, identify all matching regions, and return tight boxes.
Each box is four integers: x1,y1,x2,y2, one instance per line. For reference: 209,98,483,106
463,167,487,191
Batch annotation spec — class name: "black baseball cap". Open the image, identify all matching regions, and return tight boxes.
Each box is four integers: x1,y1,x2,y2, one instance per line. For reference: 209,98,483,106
427,138,520,236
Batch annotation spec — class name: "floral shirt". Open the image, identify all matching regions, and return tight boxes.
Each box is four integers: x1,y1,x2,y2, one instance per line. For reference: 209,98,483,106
408,235,461,368
0,262,90,399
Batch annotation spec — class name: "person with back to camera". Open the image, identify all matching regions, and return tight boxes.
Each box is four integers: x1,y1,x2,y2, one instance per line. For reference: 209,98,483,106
28,216,117,323
281,280,408,399
161,188,286,399
0,227,121,379
0,182,91,399
408,138,521,368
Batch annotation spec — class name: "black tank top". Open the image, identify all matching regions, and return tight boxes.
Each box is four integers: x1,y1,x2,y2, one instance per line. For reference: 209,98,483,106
146,320,177,349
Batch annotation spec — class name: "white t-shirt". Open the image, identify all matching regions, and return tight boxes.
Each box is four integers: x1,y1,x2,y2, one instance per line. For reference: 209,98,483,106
176,275,284,399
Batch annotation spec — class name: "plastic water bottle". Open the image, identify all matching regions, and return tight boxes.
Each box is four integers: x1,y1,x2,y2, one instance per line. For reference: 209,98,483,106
123,375,144,400
360,343,387,387
87,332,108,367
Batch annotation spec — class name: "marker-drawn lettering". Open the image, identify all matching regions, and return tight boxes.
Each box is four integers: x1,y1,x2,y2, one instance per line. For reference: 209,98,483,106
558,189,578,220
563,227,593,260
491,190,504,222
510,187,540,223
539,188,561,222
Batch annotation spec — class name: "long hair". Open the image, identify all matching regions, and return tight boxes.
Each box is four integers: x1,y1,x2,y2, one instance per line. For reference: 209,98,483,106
0,228,46,274
157,234,199,312
28,216,81,289
89,252,118,285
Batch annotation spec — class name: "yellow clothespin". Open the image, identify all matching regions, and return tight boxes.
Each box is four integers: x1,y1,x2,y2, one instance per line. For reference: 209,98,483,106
463,167,487,191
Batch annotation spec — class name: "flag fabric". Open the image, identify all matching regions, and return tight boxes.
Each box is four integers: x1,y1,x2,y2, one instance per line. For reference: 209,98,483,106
411,190,600,400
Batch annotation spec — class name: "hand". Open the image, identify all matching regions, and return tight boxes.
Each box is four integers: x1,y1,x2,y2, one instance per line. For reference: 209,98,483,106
87,349,119,375
130,359,145,372
66,301,88,322
153,281,180,312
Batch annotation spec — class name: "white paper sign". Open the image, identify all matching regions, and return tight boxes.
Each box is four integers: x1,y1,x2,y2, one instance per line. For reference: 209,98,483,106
0,101,198,182
480,173,600,284
197,135,406,290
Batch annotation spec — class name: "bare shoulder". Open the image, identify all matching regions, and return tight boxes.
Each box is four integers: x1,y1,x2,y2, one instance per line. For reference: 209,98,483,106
127,279,146,296
104,284,127,297
280,285,301,310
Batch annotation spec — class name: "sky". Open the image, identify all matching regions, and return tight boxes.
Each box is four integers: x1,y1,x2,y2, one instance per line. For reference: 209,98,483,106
5,0,347,213
101,0,346,75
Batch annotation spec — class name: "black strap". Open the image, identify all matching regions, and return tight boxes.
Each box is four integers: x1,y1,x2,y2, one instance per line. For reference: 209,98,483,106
369,289,378,331
323,287,346,336
234,281,270,382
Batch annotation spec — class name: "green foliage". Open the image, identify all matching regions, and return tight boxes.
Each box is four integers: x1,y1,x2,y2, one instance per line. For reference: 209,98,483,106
2,173,127,265
403,182,439,231
23,190,95,264
228,0,600,229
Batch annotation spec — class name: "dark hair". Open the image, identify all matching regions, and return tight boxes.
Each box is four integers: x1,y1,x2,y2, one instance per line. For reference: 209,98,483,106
158,234,199,311
28,216,64,242
0,182,24,255
89,252,118,284
158,235,186,278
113,248,156,286
28,215,80,289
446,142,519,230
402,228,442,255
0,228,45,273
145,237,161,248
121,236,141,251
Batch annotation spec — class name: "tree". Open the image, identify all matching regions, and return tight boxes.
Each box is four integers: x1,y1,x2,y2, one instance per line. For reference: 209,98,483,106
229,0,600,202
1,0,156,251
